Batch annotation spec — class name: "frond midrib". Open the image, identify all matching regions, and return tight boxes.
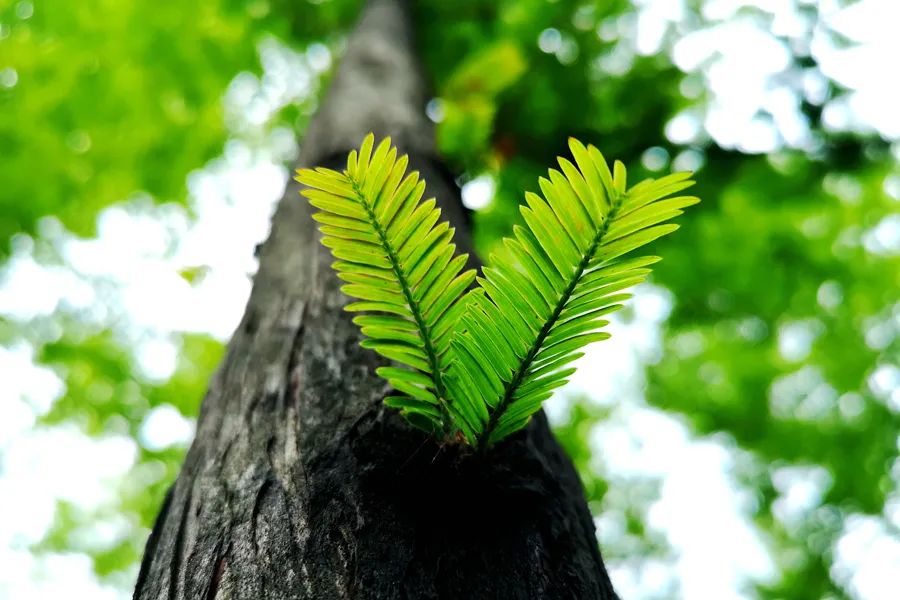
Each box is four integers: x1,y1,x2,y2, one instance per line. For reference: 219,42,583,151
476,191,625,449
347,177,451,430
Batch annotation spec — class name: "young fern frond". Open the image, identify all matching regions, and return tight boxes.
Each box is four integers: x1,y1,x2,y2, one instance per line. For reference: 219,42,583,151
446,138,698,448
296,134,476,435
299,135,697,448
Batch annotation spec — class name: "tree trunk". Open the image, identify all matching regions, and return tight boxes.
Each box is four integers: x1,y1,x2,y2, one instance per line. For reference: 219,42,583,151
134,1,618,598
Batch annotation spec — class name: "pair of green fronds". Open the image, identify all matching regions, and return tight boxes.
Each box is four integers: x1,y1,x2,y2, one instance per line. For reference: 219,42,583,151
296,135,698,448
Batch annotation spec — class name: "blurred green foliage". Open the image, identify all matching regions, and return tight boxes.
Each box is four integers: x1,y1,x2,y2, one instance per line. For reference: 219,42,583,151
0,0,254,250
2,0,897,597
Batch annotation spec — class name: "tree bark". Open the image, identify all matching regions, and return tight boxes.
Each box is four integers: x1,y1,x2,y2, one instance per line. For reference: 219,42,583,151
134,1,618,598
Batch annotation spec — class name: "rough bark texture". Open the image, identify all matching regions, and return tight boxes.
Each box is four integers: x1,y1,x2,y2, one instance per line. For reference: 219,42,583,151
134,1,619,598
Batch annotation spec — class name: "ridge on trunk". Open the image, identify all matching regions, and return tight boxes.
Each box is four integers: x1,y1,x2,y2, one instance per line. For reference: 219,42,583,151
134,1,619,598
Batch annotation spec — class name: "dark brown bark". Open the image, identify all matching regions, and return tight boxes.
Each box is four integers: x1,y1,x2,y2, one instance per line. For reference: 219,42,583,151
134,1,618,598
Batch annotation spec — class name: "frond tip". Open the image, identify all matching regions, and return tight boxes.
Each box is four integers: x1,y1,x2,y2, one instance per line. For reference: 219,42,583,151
298,135,698,448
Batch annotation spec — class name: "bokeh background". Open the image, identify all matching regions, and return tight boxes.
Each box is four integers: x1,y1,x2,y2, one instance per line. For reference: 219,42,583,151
1,0,898,598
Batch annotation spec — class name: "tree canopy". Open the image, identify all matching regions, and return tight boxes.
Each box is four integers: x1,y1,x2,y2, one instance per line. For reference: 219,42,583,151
1,0,897,598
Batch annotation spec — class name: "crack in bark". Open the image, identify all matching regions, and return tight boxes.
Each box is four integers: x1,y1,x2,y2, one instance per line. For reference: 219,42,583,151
283,302,308,412
168,485,192,600
203,541,228,600
251,477,272,563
